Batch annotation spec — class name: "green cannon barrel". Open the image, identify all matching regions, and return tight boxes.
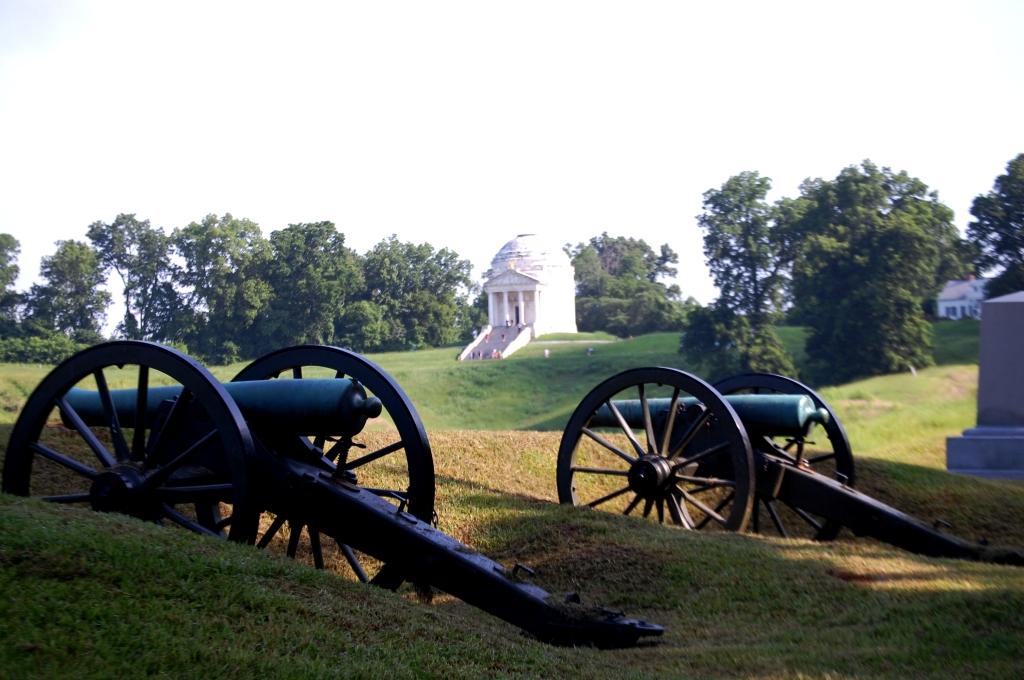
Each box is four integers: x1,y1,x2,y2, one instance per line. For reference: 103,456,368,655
61,379,383,437
592,395,829,438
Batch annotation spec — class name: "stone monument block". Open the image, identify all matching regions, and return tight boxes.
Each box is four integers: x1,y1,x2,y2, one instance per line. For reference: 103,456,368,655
947,290,1024,479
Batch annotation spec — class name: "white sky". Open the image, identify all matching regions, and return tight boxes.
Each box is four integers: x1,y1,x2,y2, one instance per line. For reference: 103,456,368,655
1,1,1023,332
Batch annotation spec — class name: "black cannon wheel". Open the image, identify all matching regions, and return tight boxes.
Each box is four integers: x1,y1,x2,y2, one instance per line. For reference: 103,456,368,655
713,373,855,541
558,367,755,532
232,345,435,588
2,341,260,543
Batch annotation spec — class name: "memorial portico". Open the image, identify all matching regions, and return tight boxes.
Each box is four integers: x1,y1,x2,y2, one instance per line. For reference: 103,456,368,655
482,234,577,336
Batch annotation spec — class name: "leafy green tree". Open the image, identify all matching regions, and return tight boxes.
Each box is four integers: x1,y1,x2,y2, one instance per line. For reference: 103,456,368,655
680,302,796,380
361,236,474,350
790,161,956,384
967,153,1024,299
172,214,272,363
568,233,689,335
334,300,389,352
0,234,21,336
570,233,678,299
258,222,363,351
86,213,180,340
691,171,797,376
25,240,111,339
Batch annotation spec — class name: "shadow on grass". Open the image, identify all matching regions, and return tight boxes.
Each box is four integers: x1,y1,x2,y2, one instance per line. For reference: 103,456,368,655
450,482,1024,678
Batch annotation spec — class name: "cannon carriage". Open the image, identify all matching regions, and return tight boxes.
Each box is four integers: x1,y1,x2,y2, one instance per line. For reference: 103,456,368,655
558,366,1021,564
2,341,663,648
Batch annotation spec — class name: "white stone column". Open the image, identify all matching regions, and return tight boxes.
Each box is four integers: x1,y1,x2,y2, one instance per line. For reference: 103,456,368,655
518,290,525,325
487,292,494,326
501,291,508,325
535,288,542,333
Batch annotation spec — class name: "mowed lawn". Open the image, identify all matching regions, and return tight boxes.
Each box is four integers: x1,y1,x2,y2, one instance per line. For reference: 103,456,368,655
4,320,1024,678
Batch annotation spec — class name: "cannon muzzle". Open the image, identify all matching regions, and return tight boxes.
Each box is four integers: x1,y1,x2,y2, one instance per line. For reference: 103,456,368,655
62,379,383,437
592,394,830,438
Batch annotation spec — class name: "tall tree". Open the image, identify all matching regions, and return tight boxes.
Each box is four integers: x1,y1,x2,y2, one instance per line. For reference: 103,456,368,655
260,221,363,350
172,214,272,363
360,236,474,349
570,233,679,299
689,171,796,376
967,153,1024,298
790,161,957,384
0,234,21,336
568,233,689,335
26,240,110,340
87,213,180,340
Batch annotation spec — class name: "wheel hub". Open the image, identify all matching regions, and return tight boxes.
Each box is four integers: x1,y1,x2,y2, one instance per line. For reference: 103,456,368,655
628,455,673,498
90,464,160,519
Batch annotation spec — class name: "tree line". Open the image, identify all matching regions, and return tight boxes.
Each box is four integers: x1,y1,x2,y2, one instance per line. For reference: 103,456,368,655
0,215,484,364
682,153,1024,385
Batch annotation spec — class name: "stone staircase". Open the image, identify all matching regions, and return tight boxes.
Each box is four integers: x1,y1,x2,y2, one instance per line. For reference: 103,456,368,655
461,325,527,360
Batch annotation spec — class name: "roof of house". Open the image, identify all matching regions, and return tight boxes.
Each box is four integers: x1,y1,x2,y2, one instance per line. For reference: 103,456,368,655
938,278,988,301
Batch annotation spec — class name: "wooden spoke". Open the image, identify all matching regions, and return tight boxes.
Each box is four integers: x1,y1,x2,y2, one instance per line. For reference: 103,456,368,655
145,388,192,467
765,500,789,538
309,528,325,569
286,522,303,557
571,466,629,476
214,515,234,532
667,408,711,460
132,366,149,460
623,494,642,516
642,498,654,518
807,452,836,464
143,431,217,489
673,441,730,468
667,492,692,529
39,493,91,504
292,366,303,379
161,504,219,537
586,486,631,508
792,506,823,532
346,441,404,470
638,384,658,455
656,498,665,524
659,388,681,458
337,541,369,583
156,483,234,504
581,427,637,465
29,442,100,480
679,488,729,526
257,515,287,549
55,397,116,469
672,474,734,488
605,400,648,458
93,369,131,462
693,490,734,529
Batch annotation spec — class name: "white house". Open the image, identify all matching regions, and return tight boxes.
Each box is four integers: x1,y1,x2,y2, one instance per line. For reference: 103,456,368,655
936,276,989,320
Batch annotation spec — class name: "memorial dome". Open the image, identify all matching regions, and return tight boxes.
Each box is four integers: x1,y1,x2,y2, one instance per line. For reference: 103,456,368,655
487,234,571,279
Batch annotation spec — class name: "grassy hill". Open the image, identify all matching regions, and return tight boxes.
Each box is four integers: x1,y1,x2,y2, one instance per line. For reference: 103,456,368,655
0,319,981,430
3,380,1024,677
3,319,1024,678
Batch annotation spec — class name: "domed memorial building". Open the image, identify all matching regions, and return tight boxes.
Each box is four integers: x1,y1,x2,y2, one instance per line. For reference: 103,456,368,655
460,234,577,360
484,234,577,336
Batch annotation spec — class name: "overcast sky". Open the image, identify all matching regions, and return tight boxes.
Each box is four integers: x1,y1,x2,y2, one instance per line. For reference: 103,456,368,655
2,1,1023,331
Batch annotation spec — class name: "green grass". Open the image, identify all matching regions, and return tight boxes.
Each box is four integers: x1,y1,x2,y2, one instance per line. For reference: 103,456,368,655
534,331,616,342
0,321,980,430
3,420,1024,678
2,317,1023,677
931,319,981,365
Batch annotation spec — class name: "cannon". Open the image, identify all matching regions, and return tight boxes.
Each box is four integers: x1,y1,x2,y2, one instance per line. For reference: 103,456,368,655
2,341,663,647
558,367,1022,564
